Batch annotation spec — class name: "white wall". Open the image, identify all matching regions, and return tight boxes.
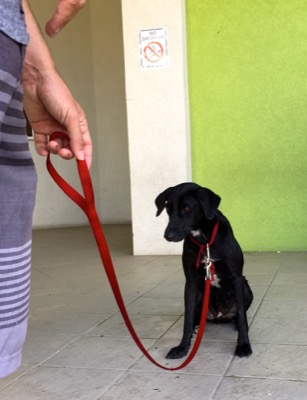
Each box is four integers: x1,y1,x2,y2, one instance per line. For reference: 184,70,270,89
122,0,191,254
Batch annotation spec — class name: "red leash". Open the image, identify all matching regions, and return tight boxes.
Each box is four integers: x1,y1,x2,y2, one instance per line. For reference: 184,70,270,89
46,132,215,371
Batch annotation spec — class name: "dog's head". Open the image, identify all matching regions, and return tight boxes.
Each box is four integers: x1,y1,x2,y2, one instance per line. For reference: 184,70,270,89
155,183,221,242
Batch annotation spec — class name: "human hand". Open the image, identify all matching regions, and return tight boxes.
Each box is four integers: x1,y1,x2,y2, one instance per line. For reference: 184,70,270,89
45,0,86,37
23,67,92,168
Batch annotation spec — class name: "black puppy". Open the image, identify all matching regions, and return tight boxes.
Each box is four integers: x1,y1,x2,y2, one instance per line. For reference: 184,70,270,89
155,183,253,358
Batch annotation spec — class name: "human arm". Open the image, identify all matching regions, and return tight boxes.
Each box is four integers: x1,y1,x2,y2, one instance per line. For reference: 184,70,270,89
21,0,92,167
45,0,87,37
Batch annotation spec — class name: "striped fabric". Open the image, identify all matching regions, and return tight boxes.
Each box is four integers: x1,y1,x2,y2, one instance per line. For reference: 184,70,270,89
0,70,34,167
0,32,37,378
0,241,31,330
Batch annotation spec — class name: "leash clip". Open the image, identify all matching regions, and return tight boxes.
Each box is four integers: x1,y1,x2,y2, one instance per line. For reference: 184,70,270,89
205,244,214,280
205,262,213,280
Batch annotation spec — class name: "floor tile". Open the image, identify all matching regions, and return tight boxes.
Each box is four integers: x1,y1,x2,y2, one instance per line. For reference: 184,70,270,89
35,260,104,282
244,263,280,275
227,343,307,380
247,299,261,318
265,285,307,300
29,290,79,310
250,318,307,345
23,333,79,365
0,367,119,400
278,264,307,273
30,268,68,296
109,255,158,276
271,272,307,285
117,260,180,285
100,371,220,400
42,336,154,370
58,274,110,296
245,273,273,285
29,308,107,335
281,252,307,266
244,252,285,264
213,377,307,400
0,366,34,391
131,339,236,375
249,284,268,299
126,296,184,316
255,299,307,319
163,270,188,284
143,281,185,298
32,243,101,269
86,313,179,339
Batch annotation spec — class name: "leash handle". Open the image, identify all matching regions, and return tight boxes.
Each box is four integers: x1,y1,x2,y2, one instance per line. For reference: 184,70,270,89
46,132,212,371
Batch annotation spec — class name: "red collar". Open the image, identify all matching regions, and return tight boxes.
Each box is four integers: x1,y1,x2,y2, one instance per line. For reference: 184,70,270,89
188,223,219,269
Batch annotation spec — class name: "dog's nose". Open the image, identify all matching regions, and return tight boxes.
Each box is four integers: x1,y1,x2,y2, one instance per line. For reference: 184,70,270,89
164,231,176,241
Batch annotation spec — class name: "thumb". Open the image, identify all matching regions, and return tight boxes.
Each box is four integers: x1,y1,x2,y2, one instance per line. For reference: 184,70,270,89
68,131,85,162
45,11,66,38
45,0,86,38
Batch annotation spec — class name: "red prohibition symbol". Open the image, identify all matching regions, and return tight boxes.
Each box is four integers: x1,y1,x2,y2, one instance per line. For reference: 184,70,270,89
144,41,164,63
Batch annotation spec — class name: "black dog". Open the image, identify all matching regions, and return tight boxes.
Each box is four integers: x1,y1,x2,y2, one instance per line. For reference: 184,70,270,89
155,183,253,358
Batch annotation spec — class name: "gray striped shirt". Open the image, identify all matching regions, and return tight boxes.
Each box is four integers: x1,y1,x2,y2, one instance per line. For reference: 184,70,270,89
0,0,29,45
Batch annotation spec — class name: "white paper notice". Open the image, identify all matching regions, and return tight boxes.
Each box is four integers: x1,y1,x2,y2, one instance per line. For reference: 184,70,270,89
139,28,169,69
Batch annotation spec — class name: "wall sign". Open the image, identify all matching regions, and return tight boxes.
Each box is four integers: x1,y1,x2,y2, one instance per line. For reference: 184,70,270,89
139,28,169,69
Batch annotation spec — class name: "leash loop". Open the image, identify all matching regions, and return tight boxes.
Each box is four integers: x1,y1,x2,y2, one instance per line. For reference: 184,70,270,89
46,132,214,371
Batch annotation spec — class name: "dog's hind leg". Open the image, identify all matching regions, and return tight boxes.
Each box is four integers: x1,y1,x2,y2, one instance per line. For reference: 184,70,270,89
233,276,252,357
244,278,253,311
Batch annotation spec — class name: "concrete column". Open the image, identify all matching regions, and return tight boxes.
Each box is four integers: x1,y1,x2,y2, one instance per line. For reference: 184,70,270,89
122,0,191,254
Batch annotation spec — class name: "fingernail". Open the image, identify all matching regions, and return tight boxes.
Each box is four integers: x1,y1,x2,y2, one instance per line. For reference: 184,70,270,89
50,28,60,38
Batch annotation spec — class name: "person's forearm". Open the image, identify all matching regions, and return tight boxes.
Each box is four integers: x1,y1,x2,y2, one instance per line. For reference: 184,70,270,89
22,0,55,84
21,0,92,165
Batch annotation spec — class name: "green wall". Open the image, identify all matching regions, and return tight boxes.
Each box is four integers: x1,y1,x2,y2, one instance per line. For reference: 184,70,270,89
186,0,307,251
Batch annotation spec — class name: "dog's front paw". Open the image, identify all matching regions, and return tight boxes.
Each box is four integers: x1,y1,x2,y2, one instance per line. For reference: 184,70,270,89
166,345,189,359
235,343,252,357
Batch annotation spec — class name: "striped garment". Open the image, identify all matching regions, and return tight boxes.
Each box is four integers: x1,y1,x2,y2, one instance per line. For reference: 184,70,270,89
0,241,31,329
0,1,29,45
0,32,37,378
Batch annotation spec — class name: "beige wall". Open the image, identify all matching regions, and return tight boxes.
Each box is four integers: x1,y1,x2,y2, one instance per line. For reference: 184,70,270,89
28,0,130,227
90,0,131,223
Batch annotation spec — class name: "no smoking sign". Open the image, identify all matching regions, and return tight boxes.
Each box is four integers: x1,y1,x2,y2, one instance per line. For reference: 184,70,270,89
139,28,169,69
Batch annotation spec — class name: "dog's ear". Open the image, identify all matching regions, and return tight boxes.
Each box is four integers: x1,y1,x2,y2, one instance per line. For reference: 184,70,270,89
197,188,221,220
155,187,172,216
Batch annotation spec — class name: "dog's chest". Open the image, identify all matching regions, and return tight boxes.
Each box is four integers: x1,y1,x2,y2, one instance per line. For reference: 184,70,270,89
210,272,222,288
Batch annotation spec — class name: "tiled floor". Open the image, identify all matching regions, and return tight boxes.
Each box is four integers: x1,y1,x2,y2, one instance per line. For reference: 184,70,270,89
0,224,306,399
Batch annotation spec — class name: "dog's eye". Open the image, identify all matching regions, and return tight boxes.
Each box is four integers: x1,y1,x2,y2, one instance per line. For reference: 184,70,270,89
182,206,191,215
